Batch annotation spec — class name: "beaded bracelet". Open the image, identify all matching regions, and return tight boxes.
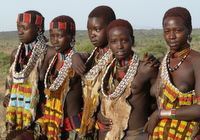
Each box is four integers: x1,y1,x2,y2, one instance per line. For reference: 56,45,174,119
170,109,176,119
159,109,176,119
159,109,171,118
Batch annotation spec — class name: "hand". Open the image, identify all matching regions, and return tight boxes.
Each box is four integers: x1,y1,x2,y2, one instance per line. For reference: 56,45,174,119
6,129,35,140
71,53,86,76
143,53,160,68
19,130,35,140
3,94,10,107
139,53,160,76
194,135,200,140
144,110,160,135
97,112,113,132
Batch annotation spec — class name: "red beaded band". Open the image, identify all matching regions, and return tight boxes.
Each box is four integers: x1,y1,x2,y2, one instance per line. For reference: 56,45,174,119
50,22,67,30
17,13,43,26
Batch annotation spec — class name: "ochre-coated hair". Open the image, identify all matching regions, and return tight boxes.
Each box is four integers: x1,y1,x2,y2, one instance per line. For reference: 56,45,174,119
50,15,76,37
17,10,45,33
107,19,134,38
163,7,192,32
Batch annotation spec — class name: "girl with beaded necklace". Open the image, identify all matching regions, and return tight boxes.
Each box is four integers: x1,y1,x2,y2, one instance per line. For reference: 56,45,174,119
35,15,83,140
76,6,116,138
146,7,200,140
96,19,159,140
3,10,51,138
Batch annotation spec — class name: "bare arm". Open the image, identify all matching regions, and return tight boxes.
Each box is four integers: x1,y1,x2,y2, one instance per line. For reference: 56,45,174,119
171,55,200,121
79,52,90,62
64,76,83,117
146,56,200,135
39,46,56,81
150,70,162,97
71,52,89,76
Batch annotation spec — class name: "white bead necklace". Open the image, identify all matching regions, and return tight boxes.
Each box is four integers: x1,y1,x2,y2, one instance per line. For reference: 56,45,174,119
161,52,194,94
101,53,139,100
12,35,47,83
84,49,113,80
44,49,75,91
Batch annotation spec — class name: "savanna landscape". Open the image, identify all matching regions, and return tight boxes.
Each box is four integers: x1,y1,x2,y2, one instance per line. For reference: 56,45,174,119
0,29,200,138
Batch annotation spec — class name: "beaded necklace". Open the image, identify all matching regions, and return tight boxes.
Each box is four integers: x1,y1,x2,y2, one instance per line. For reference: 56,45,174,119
84,48,113,80
12,35,47,83
161,52,194,94
167,47,191,72
85,47,98,64
114,56,132,81
94,47,109,62
101,53,139,100
44,49,75,91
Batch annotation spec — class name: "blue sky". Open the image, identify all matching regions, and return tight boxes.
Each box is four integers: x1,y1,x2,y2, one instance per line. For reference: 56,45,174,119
1,0,199,31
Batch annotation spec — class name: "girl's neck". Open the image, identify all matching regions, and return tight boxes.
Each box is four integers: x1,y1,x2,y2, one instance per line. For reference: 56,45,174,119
59,46,71,55
116,52,133,67
170,44,190,58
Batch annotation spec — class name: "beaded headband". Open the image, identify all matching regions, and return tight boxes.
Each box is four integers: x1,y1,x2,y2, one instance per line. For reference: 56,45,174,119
50,22,67,30
50,21,75,35
17,13,43,26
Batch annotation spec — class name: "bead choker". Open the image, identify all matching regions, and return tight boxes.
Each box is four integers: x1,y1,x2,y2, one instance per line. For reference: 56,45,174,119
101,53,139,100
167,47,191,72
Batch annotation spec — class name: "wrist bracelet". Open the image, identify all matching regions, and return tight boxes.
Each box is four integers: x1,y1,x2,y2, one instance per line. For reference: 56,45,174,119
159,109,176,119
170,109,176,119
159,109,171,118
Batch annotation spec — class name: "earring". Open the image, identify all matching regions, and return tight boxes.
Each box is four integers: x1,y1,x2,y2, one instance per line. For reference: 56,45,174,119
187,35,192,44
70,37,75,48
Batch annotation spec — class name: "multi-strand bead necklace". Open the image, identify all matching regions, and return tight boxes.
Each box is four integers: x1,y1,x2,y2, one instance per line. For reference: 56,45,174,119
12,35,47,83
101,53,139,100
84,48,113,80
167,47,191,72
44,49,75,91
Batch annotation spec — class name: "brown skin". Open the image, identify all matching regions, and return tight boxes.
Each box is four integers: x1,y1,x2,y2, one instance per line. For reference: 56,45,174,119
3,21,54,108
6,130,35,140
145,16,200,134
50,28,72,53
72,17,109,76
62,77,83,140
49,28,83,139
49,27,83,113
3,20,56,137
98,26,158,139
17,22,40,44
87,17,108,49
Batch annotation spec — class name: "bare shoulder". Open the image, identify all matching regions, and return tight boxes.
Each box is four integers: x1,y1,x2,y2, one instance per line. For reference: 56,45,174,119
43,45,56,65
138,60,159,75
189,49,200,66
10,48,18,65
